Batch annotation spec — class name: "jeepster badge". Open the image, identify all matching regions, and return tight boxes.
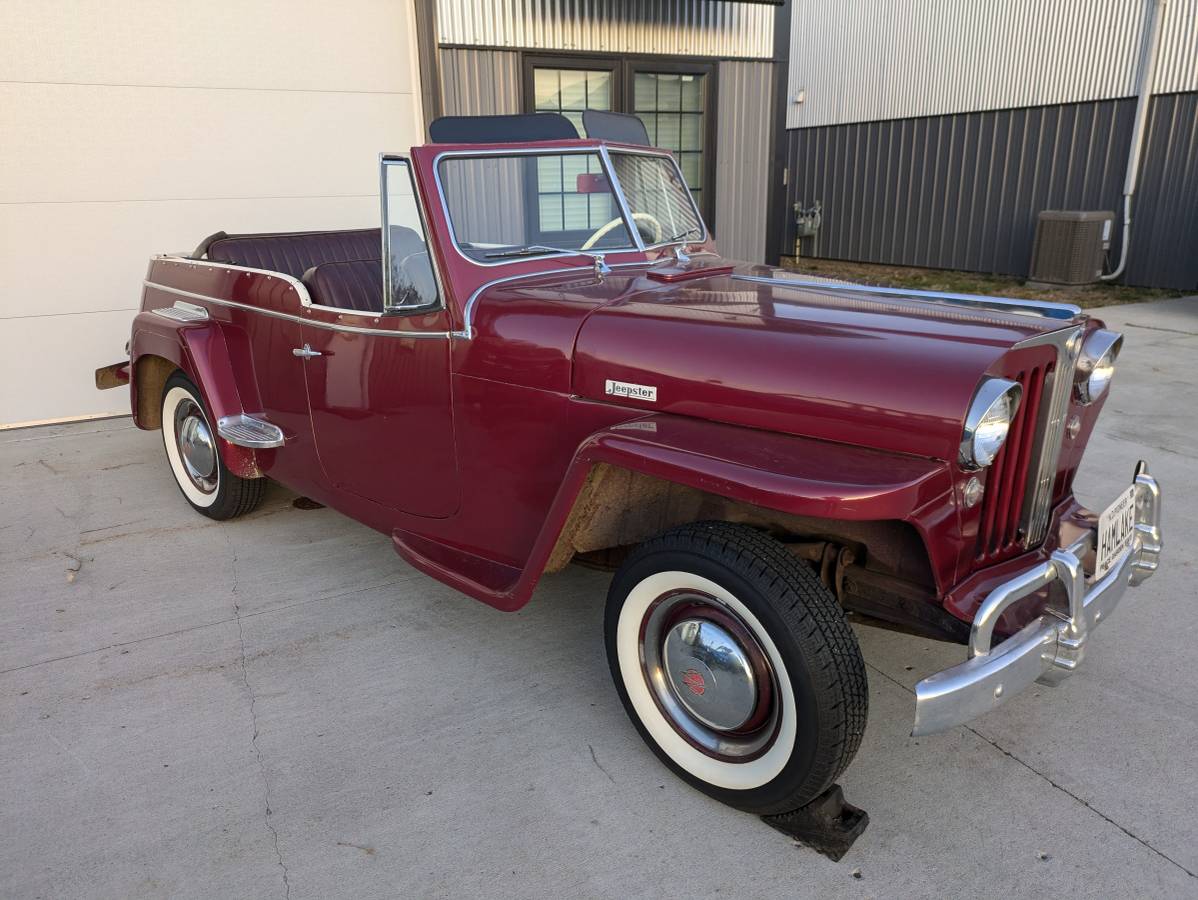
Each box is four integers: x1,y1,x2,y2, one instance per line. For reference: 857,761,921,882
605,379,657,402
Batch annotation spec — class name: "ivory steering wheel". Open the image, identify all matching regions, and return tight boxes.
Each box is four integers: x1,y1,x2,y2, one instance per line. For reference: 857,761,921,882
581,212,665,250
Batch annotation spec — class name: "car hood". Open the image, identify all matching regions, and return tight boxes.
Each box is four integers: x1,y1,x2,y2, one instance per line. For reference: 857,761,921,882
572,266,1076,461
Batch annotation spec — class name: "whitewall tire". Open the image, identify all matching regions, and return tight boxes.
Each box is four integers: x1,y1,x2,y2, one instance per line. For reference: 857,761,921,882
605,522,868,815
160,372,265,520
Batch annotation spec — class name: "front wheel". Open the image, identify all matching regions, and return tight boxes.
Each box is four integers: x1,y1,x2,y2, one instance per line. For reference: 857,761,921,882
605,522,868,815
161,372,265,520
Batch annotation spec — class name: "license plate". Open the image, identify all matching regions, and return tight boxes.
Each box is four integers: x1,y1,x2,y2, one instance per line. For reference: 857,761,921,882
1095,484,1137,581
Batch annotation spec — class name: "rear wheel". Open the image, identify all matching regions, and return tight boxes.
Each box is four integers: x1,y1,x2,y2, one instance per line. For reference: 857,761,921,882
605,522,868,815
161,372,265,520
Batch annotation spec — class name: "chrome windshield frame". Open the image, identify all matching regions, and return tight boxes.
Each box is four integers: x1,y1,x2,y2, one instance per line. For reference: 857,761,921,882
602,144,710,251
431,142,708,268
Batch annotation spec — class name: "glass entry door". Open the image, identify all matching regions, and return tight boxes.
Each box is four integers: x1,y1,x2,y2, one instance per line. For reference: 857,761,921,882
524,57,715,225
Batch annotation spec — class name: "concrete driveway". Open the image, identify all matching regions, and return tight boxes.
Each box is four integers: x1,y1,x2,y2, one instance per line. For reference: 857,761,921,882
3,297,1196,899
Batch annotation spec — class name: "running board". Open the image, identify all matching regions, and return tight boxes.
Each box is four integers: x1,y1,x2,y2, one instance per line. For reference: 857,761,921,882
217,414,285,448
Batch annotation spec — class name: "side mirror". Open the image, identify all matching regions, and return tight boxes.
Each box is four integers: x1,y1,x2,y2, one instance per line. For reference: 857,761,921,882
575,173,610,194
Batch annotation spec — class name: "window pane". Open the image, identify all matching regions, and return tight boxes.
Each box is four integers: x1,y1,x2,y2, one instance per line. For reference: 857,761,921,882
609,152,704,246
439,152,635,261
534,68,560,110
655,115,681,151
588,71,612,109
558,70,588,109
680,74,703,111
383,161,437,309
634,73,657,111
655,74,681,111
680,113,702,151
679,152,702,185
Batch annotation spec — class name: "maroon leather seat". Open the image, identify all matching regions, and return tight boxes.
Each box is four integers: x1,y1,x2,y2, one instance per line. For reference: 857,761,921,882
303,260,385,313
205,228,381,279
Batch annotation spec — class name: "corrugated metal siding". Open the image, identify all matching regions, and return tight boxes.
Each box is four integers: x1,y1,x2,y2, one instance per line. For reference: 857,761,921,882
439,48,521,116
785,92,1198,290
714,62,774,263
438,49,525,240
437,0,774,59
787,0,1198,129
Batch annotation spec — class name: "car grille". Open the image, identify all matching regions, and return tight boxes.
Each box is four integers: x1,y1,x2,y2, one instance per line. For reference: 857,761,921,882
976,328,1082,563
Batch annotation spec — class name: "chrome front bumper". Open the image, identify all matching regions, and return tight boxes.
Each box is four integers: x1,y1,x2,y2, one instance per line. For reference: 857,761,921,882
912,461,1163,737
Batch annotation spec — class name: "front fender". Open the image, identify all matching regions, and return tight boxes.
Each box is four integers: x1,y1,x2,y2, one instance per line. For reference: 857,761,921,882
394,414,953,612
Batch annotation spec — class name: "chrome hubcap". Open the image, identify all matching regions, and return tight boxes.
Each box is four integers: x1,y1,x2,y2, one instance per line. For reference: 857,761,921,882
640,590,779,761
175,400,217,493
663,619,757,731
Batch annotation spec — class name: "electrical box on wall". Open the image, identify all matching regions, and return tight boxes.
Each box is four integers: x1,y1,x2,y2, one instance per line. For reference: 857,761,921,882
1028,210,1114,285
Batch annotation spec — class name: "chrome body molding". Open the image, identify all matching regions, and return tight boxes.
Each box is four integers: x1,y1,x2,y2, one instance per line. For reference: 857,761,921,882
151,301,209,323
216,414,285,449
1016,326,1084,548
731,274,1083,320
452,259,658,339
142,281,450,340
912,461,1163,737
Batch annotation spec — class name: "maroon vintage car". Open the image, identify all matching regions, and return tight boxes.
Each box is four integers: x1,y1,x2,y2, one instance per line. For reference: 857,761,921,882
96,114,1162,817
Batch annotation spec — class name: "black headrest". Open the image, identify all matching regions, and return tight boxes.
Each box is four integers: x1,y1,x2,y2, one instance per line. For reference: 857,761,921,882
429,113,579,144
582,110,651,146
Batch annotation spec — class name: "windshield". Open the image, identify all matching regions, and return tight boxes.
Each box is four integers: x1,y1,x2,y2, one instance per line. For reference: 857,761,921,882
438,151,637,263
607,152,705,247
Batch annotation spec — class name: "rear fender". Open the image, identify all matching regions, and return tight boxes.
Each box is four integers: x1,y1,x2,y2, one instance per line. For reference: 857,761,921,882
130,313,266,478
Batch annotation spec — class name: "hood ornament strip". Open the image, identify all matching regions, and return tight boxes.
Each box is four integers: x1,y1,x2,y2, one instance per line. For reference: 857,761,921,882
731,274,1081,321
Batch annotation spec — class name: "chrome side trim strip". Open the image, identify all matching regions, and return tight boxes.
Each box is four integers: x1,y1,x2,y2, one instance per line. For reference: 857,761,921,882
142,281,449,340
453,260,654,339
730,274,1082,320
156,255,429,322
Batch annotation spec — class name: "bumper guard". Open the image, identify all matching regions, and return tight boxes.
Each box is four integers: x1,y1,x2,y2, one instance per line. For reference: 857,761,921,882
912,461,1162,737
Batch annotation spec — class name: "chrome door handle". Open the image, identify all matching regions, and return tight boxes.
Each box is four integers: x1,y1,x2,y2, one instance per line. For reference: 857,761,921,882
292,344,322,359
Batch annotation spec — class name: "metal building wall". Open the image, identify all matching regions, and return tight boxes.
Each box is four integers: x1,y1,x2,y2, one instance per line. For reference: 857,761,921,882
785,92,1198,290
437,0,774,59
438,50,525,241
786,0,1198,129
714,62,774,262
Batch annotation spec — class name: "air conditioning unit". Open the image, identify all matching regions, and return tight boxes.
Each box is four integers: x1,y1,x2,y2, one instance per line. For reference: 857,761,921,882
1028,210,1114,285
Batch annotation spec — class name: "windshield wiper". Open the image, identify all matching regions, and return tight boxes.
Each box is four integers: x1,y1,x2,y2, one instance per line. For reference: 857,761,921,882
656,226,703,261
483,244,613,275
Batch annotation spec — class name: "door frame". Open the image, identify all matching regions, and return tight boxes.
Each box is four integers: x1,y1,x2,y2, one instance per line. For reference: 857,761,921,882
520,51,719,229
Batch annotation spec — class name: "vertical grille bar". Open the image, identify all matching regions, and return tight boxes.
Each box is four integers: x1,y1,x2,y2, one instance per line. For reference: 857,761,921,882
974,325,1082,564
1020,327,1083,547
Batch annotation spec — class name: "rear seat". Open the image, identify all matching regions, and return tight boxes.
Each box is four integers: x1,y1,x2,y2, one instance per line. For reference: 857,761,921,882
204,228,381,279
302,260,384,314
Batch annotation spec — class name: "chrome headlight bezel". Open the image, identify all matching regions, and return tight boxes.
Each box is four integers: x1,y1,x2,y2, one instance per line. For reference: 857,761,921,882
1074,329,1122,405
960,378,1023,470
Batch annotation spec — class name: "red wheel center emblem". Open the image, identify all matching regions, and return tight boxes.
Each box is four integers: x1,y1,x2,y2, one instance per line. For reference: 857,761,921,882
680,668,706,695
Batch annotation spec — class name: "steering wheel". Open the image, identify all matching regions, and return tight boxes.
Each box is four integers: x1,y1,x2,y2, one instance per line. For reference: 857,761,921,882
581,212,664,250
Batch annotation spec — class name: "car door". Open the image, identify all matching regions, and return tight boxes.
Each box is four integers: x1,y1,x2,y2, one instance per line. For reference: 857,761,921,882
299,158,460,518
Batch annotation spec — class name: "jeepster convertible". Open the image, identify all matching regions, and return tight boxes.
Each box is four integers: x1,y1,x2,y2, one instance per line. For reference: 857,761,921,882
97,113,1162,820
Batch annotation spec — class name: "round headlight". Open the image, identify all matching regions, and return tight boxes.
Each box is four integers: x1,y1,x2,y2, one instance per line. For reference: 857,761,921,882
960,378,1023,469
1075,329,1122,404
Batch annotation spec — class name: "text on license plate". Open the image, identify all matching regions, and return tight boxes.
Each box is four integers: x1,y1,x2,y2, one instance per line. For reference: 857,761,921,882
1095,484,1137,581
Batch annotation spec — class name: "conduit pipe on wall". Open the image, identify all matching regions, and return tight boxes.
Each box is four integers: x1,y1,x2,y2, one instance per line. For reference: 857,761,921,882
1102,0,1167,281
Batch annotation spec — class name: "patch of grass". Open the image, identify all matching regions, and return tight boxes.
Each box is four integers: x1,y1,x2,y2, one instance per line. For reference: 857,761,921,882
780,257,1184,309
